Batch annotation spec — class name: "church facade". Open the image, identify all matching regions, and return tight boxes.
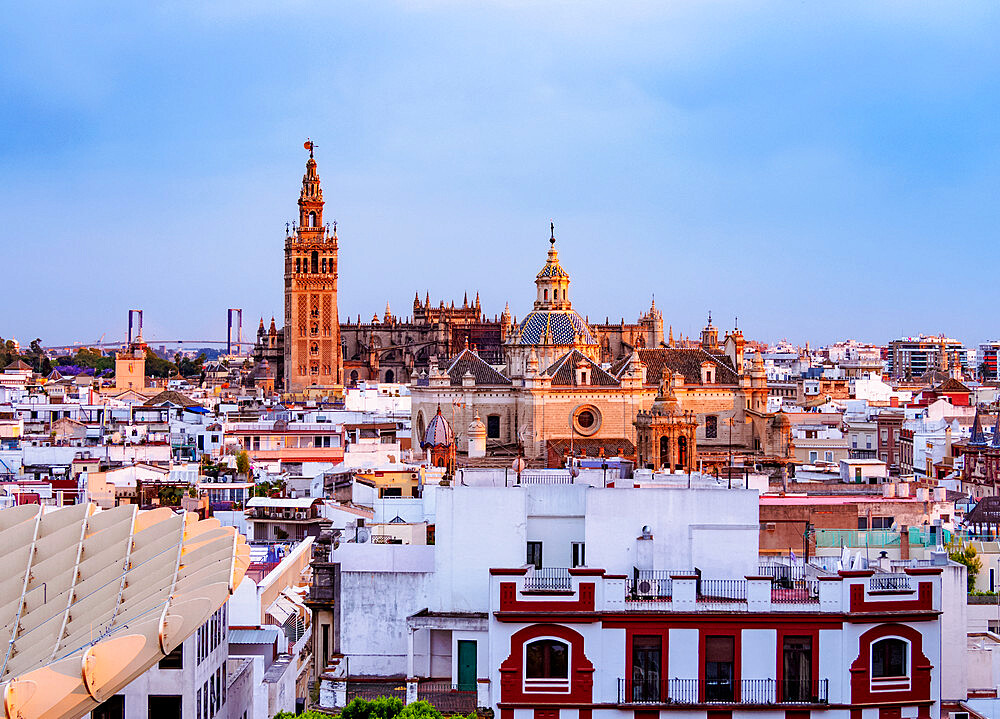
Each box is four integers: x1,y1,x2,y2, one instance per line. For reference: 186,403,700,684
410,231,791,467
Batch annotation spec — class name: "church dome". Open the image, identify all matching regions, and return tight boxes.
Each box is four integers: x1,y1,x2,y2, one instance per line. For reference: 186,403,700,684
422,406,454,448
508,309,597,346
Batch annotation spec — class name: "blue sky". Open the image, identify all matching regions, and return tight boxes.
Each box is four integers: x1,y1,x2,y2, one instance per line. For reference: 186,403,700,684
2,1,998,348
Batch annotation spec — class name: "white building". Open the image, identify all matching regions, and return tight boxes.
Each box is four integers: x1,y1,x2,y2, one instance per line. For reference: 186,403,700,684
319,482,947,718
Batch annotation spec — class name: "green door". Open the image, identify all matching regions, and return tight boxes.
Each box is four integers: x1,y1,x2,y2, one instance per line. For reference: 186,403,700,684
457,640,477,691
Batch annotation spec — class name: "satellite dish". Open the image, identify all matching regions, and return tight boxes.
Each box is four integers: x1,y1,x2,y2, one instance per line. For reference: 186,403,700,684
512,457,526,473
357,527,371,544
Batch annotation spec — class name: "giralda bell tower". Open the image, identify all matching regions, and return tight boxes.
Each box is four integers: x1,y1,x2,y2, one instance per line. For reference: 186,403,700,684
283,140,343,396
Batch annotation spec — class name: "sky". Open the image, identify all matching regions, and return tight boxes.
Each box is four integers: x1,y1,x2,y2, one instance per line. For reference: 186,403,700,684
2,1,998,349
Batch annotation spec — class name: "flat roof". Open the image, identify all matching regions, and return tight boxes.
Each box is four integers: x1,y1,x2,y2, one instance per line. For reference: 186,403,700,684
761,495,925,505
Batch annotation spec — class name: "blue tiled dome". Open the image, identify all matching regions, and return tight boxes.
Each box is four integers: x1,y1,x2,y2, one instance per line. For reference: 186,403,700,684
536,261,569,279
509,309,598,346
422,407,454,448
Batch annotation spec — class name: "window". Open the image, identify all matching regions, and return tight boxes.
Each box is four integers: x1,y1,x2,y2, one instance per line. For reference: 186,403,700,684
571,542,585,568
526,541,542,569
311,251,319,274
858,517,868,530
705,415,718,439
487,415,501,439
632,635,662,702
93,695,125,719
871,516,894,529
893,430,900,442
871,637,908,678
825,451,833,462
881,429,889,442
148,696,182,719
295,258,301,273
705,636,735,701
308,211,317,227
782,636,813,702
158,645,183,669
809,451,818,463
525,639,569,691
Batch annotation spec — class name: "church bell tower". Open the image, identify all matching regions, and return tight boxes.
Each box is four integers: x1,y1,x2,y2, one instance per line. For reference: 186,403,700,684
283,140,343,395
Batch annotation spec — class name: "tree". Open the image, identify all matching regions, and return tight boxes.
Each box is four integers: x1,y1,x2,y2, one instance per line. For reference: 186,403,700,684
949,543,982,592
398,701,443,719
236,450,251,477
158,485,185,506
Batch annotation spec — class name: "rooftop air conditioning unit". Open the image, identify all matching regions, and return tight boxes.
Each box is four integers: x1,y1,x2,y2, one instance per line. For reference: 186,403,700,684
295,512,306,519
634,578,665,599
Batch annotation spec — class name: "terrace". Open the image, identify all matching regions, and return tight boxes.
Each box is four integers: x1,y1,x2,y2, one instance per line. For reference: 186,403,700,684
492,566,935,615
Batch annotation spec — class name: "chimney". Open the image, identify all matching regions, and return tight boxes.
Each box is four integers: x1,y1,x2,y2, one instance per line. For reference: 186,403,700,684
890,396,899,408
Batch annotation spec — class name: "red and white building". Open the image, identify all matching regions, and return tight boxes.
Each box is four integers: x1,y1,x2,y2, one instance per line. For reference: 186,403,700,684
488,565,943,719
318,481,947,718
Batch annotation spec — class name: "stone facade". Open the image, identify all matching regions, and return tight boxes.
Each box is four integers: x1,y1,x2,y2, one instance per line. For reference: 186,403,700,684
283,141,343,396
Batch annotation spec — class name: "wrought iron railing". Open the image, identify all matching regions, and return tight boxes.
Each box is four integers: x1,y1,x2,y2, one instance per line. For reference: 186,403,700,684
869,574,912,592
418,682,477,713
627,570,690,599
617,678,829,705
524,567,572,591
698,579,747,602
771,578,820,603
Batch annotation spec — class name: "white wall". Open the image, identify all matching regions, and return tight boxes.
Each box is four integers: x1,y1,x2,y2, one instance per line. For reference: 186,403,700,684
584,488,759,577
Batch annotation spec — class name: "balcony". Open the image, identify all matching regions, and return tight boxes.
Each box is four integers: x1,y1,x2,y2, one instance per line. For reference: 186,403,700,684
617,678,829,706
524,567,572,592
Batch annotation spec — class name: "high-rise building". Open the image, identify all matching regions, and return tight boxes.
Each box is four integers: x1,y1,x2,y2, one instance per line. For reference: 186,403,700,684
283,141,343,396
887,335,969,380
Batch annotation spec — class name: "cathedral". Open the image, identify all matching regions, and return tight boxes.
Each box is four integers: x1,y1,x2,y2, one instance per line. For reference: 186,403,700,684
409,230,792,467
254,144,669,393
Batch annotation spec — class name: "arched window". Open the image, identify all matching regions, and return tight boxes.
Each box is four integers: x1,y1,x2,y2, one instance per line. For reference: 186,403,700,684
349,370,359,387
321,258,327,273
311,251,319,274
544,289,549,301
705,415,718,438
525,639,570,692
295,258,301,274
308,211,317,227
871,637,908,678
385,369,395,383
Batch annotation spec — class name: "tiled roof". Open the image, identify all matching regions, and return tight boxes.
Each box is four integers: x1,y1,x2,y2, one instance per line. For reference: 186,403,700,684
536,262,569,279
634,348,741,386
935,377,972,393
3,359,32,371
509,309,597,346
143,389,203,408
446,349,512,386
607,353,636,377
545,350,620,386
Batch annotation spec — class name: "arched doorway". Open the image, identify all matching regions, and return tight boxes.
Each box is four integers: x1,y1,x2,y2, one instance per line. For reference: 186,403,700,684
385,369,395,384
349,370,359,387
659,436,670,468
677,435,687,469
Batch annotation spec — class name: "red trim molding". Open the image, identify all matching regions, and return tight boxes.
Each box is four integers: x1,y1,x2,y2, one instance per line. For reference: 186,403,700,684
849,623,932,705
904,567,943,576
849,581,933,613
569,568,605,576
491,567,529,576
499,624,595,705
500,581,596,613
